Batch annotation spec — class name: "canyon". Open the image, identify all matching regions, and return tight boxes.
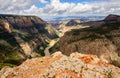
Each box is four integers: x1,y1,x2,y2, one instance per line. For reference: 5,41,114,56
0,14,120,78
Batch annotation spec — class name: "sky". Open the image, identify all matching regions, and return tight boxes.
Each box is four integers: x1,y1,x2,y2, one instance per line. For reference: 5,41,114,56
0,0,120,17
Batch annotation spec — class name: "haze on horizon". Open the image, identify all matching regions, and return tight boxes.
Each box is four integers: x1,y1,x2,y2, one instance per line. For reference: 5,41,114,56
0,0,120,17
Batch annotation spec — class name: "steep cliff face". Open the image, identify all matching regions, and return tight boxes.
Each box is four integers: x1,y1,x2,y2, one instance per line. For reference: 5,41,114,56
50,14,120,67
0,52,120,78
0,14,58,68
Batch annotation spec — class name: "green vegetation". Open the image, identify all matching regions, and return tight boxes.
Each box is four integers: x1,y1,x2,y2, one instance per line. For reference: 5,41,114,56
69,26,108,36
66,22,120,44
12,29,28,36
108,70,113,78
37,46,45,56
104,21,120,27
0,63,16,69
0,39,12,49
70,29,81,35
0,49,24,65
0,39,25,67
112,60,120,68
22,34,36,42
0,32,18,46
80,34,104,41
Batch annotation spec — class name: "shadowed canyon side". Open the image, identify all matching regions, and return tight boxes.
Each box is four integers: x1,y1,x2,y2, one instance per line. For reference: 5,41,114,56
50,14,120,67
0,14,59,68
0,52,120,78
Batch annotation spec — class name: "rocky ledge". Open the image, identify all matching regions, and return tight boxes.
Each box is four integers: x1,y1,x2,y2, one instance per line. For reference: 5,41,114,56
0,52,120,78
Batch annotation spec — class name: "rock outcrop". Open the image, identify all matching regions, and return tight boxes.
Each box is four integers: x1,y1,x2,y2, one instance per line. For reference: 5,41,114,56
0,52,120,78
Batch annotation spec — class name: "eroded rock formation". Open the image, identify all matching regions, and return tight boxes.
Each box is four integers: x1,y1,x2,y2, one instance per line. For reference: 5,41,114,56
0,52,120,78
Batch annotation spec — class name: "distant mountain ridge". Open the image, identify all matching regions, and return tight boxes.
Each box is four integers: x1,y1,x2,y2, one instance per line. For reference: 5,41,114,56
45,15,105,23
104,14,120,22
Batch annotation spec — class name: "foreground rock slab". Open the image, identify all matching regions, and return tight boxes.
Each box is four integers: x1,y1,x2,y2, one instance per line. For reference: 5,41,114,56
0,52,120,78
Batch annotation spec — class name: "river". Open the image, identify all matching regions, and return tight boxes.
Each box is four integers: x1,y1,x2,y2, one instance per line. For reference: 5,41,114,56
44,39,59,56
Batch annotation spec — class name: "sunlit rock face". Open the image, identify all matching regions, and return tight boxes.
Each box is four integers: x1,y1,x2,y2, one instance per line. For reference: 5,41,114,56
0,20,11,33
0,52,120,78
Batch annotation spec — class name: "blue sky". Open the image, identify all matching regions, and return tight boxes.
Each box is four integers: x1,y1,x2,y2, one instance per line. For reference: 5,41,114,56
0,0,119,16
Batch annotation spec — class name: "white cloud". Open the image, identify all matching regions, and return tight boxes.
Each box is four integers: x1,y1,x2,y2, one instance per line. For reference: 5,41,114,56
21,5,43,16
0,0,120,16
0,0,37,14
